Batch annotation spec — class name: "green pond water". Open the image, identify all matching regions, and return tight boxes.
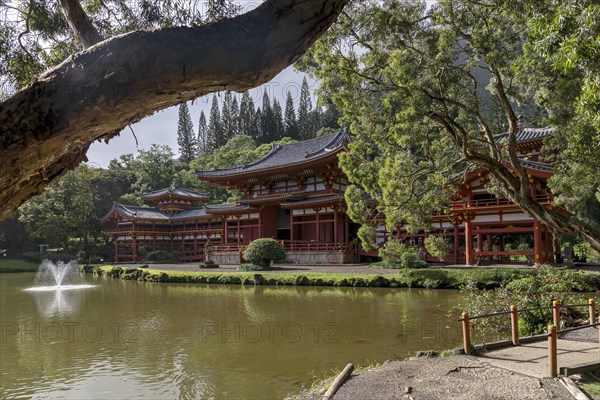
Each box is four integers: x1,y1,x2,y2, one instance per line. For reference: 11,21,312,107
0,273,464,399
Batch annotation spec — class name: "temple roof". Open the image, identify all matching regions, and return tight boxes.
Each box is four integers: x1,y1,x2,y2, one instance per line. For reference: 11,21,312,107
140,184,209,201
205,203,258,214
495,127,554,145
104,204,170,221
519,159,554,172
170,207,211,220
196,129,349,180
280,193,344,208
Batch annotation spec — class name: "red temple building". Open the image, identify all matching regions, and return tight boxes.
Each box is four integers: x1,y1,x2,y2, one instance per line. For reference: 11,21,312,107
102,128,560,265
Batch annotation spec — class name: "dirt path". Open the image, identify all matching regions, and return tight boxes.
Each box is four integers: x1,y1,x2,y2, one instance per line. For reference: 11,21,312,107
287,355,573,400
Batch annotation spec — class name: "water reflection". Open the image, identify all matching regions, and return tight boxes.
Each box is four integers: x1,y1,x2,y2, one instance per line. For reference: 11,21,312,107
1,273,465,399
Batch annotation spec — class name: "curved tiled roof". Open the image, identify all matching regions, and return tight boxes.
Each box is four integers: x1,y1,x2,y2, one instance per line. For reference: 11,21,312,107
280,193,344,208
141,186,208,201
170,207,211,220
107,205,170,220
519,159,554,172
196,129,350,179
495,127,554,144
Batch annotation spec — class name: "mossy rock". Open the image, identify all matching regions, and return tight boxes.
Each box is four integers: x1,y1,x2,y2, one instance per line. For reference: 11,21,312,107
242,276,255,285
253,274,265,285
369,276,389,287
295,275,310,286
158,272,170,282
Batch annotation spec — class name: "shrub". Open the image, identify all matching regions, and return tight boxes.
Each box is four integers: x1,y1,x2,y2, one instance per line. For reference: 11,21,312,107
379,240,427,268
238,263,264,271
424,236,450,261
22,251,77,263
573,242,600,262
242,238,286,268
144,250,178,263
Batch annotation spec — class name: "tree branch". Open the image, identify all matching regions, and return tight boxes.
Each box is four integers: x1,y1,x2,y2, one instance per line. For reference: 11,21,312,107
0,0,348,220
58,0,103,48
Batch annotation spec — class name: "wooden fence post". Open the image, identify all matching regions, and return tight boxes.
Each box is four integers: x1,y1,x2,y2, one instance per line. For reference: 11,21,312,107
552,300,560,330
589,299,596,325
462,312,471,355
510,305,520,345
548,324,557,378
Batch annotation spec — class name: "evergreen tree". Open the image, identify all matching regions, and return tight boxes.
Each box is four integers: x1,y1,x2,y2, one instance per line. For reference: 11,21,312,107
176,103,197,164
222,91,236,141
231,96,240,136
259,91,276,144
272,98,284,139
208,95,224,149
254,107,263,143
297,76,313,139
320,100,341,130
197,111,208,154
239,91,256,136
284,91,299,139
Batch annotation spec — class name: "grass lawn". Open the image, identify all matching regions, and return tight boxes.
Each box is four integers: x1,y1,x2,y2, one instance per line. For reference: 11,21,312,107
0,259,39,272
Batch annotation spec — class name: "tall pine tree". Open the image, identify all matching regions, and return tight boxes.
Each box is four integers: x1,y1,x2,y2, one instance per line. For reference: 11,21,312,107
297,76,313,140
259,91,276,144
239,91,256,136
176,103,197,164
231,96,240,136
284,91,299,139
221,91,236,141
208,95,224,149
272,98,284,139
197,111,208,154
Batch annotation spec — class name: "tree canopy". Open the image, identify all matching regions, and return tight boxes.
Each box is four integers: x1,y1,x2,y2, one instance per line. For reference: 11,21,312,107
298,0,600,251
0,0,348,220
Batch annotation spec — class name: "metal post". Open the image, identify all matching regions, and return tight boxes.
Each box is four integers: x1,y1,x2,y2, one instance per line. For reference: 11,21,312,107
589,299,596,326
552,300,560,330
548,324,557,378
462,312,471,355
510,305,520,345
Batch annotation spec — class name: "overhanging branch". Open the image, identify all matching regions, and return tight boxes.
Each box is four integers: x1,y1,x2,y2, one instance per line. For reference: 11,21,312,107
0,0,348,220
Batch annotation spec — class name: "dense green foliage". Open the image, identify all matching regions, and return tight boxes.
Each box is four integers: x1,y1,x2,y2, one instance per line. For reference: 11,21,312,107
242,238,286,269
177,103,197,164
379,240,427,269
424,236,451,261
456,265,597,340
298,0,600,251
0,0,239,98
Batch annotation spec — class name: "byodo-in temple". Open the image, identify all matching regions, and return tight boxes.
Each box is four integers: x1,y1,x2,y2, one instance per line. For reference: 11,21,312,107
102,128,558,265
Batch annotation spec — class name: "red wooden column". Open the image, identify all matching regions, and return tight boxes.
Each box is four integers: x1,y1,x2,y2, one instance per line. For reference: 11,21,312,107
333,209,339,243
237,216,241,245
224,216,229,244
115,239,119,262
453,224,459,264
465,219,473,265
315,208,320,243
290,210,294,243
132,221,138,262
533,220,542,265
132,235,138,262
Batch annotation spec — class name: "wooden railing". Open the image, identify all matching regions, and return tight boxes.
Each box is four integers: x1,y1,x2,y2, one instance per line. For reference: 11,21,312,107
283,241,357,253
459,299,599,377
452,193,552,210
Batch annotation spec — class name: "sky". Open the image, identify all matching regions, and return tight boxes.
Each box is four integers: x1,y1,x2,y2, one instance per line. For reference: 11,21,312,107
86,62,318,168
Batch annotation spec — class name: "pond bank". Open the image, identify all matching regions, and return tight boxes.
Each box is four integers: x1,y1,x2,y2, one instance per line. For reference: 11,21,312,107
82,264,600,289
286,355,573,400
82,264,536,289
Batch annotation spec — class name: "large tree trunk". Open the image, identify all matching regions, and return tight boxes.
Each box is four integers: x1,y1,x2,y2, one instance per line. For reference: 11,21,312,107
0,0,347,220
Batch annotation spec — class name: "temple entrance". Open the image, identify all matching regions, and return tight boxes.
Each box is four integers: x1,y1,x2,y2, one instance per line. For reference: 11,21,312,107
277,208,291,240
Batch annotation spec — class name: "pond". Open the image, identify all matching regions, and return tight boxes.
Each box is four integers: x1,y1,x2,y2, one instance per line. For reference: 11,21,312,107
0,273,463,399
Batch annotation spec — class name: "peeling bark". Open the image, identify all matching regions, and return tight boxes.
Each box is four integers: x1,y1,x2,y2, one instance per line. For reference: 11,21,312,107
0,0,348,220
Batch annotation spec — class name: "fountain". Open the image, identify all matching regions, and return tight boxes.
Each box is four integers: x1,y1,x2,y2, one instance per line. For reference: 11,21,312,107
24,259,96,292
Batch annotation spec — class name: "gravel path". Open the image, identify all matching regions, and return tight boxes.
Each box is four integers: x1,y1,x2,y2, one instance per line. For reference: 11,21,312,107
560,326,599,343
287,356,573,400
